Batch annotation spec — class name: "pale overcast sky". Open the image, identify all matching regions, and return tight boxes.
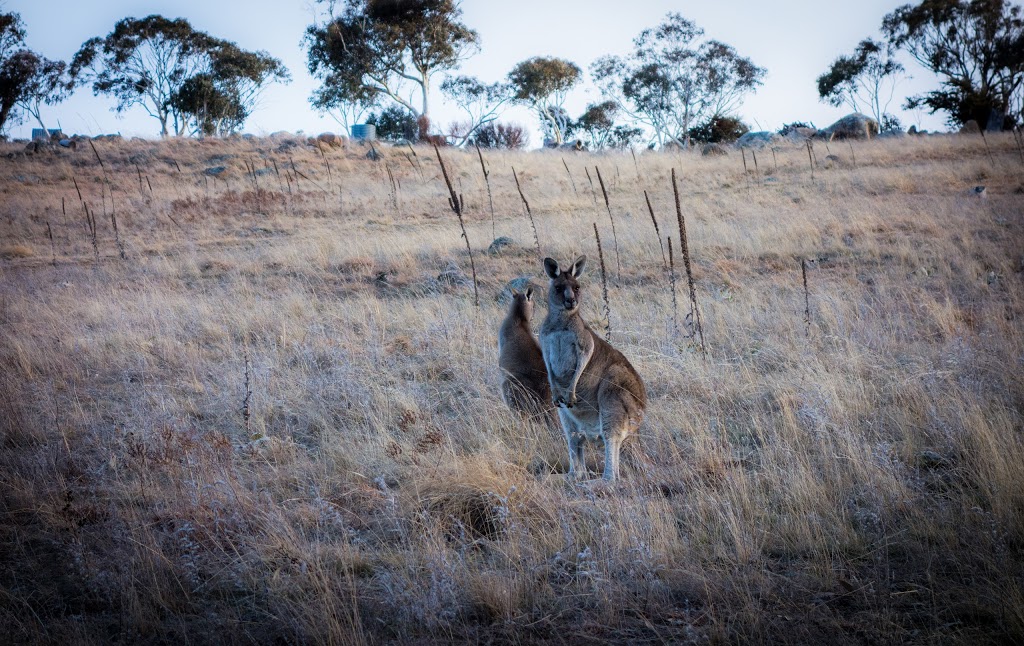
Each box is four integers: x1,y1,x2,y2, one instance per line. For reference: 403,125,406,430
4,0,948,142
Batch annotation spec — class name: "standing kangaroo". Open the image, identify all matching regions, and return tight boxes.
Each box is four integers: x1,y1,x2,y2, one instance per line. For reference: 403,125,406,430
540,256,647,481
498,287,552,421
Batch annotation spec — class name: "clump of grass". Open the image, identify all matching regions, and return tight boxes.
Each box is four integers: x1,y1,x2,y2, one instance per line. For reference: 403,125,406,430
0,244,34,259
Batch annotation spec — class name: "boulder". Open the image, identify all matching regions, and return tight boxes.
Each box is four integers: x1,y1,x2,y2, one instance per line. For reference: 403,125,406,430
821,113,878,140
437,260,471,288
365,147,382,161
496,276,541,304
487,236,516,255
545,138,585,151
735,131,780,148
58,139,76,149
204,166,227,176
823,154,847,169
701,143,728,156
317,132,346,148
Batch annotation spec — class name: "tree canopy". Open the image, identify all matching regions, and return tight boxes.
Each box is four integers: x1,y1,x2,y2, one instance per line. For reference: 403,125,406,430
71,15,288,137
305,0,478,137
882,0,1024,129
507,56,581,145
439,74,510,146
817,38,905,125
0,12,69,136
592,13,765,147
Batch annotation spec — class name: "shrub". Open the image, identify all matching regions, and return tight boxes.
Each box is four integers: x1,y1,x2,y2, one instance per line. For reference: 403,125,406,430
470,122,529,149
367,106,419,142
688,115,749,144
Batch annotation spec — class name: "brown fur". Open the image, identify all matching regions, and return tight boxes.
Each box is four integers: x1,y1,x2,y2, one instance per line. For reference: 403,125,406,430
498,288,552,421
540,256,647,481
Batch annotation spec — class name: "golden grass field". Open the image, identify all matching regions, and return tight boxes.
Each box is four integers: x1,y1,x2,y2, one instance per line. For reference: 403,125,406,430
1,131,1023,644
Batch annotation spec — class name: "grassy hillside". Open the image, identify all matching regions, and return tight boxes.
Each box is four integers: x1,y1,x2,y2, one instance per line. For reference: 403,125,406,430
1,132,1023,644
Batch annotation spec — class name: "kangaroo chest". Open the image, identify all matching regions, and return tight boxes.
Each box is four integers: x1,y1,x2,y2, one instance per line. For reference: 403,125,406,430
542,330,583,379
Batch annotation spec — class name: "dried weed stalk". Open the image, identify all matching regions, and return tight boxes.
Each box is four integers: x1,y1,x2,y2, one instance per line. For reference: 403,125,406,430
593,223,612,341
435,146,480,306
672,168,706,358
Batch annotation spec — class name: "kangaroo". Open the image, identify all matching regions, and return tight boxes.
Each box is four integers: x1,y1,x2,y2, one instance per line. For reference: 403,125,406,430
498,287,552,421
540,256,647,481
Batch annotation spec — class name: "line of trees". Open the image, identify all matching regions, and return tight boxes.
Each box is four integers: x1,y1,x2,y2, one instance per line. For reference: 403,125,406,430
1,12,288,138
3,1,1022,143
818,0,1024,132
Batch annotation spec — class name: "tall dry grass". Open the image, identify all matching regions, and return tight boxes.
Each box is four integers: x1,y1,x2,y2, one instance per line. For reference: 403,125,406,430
1,131,1023,643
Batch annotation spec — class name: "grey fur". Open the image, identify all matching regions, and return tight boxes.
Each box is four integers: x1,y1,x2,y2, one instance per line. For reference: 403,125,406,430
540,256,647,481
498,288,553,422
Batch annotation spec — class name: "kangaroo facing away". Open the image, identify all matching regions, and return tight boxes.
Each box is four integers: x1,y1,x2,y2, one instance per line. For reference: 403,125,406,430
498,287,552,421
540,256,647,481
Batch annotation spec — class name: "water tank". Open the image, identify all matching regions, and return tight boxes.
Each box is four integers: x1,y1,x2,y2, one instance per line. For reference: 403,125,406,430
351,124,376,141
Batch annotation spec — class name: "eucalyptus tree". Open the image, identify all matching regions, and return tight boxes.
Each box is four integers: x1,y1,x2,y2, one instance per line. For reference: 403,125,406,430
883,0,1024,129
440,74,511,146
305,0,479,137
0,11,69,135
71,15,288,137
592,13,765,147
817,38,905,126
507,56,581,145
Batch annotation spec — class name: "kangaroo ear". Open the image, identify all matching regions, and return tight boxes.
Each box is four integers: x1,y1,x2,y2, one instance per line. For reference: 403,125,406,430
525,286,534,301
543,257,560,279
570,255,587,278
510,288,519,297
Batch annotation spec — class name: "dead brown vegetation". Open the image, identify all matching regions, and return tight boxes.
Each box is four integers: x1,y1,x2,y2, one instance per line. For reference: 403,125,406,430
0,133,1023,643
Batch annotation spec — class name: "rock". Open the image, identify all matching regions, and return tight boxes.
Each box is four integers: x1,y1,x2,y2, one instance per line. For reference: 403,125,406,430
959,120,981,135
735,131,780,148
496,276,540,304
701,143,728,156
317,132,345,148
821,113,879,140
269,131,293,139
275,139,298,153
918,450,949,470
365,147,382,161
823,154,846,168
487,236,516,255
58,139,76,149
204,166,227,176
437,260,470,288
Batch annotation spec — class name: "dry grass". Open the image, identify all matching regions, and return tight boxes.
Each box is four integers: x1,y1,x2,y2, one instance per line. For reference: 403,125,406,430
1,132,1023,643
